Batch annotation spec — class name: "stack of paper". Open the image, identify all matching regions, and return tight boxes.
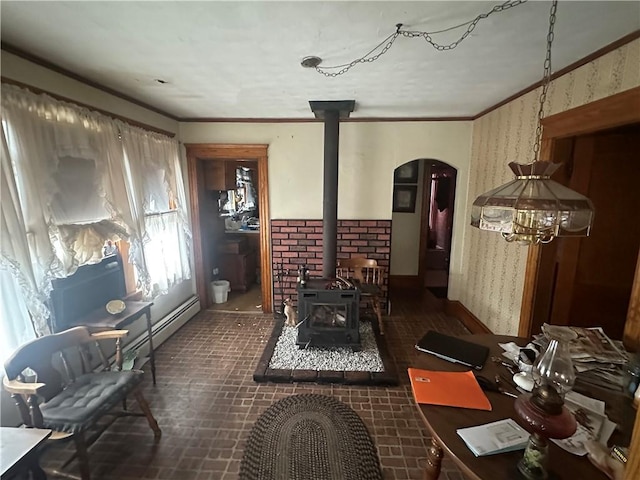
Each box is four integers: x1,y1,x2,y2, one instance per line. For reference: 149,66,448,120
457,419,530,457
551,390,617,456
532,325,628,391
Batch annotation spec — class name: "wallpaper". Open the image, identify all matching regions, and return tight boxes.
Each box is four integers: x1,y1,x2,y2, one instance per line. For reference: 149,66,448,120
460,38,640,335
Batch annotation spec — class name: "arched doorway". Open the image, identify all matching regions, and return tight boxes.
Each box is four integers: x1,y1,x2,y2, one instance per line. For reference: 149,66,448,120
390,159,457,297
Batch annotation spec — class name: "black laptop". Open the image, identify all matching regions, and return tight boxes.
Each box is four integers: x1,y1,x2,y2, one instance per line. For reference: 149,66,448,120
415,330,489,370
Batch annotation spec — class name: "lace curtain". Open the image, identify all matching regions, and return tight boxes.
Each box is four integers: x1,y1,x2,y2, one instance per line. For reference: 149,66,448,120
1,124,49,343
119,122,191,297
1,84,192,355
2,85,132,280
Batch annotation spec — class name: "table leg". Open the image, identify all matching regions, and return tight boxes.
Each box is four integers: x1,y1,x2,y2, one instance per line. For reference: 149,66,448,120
424,438,443,480
145,309,156,385
29,458,47,480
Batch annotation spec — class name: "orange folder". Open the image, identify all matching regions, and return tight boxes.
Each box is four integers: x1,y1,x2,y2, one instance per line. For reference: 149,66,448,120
408,368,492,411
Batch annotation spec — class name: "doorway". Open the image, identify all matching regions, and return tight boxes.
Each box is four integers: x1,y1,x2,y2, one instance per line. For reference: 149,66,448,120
529,124,640,340
519,86,640,350
419,161,457,298
185,144,272,313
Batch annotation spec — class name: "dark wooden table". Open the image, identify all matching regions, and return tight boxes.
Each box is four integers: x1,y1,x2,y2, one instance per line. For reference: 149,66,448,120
0,427,51,479
69,301,156,385
413,334,635,480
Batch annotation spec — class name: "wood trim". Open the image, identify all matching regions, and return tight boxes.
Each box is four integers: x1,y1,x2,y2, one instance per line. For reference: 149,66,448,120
474,30,640,119
186,149,206,307
1,43,178,121
178,116,474,123
624,252,640,352
389,275,420,290
115,240,137,295
518,244,542,337
183,144,269,159
1,77,176,138
520,85,640,338
541,87,640,139
626,406,640,480
256,149,273,314
417,163,432,285
185,144,272,313
444,300,493,334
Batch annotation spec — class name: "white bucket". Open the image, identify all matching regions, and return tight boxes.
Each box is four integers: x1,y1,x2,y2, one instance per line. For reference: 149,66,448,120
211,280,230,304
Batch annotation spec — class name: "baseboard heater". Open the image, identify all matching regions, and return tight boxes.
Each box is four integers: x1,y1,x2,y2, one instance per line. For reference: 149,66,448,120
127,295,200,357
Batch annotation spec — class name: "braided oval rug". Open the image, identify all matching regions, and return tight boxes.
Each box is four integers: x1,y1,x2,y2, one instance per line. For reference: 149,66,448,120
239,394,383,480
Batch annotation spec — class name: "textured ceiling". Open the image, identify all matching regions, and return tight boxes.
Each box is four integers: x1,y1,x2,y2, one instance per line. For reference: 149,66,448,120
1,1,638,119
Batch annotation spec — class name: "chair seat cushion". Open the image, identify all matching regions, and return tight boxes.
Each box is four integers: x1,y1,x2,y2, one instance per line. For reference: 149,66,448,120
40,370,144,434
359,284,382,296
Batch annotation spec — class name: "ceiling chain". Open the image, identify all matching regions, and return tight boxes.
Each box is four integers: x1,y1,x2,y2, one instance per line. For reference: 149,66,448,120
314,0,529,77
532,0,557,162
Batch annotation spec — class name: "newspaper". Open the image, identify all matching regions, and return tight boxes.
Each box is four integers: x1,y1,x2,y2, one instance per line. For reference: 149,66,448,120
533,325,628,364
551,391,617,456
533,325,628,391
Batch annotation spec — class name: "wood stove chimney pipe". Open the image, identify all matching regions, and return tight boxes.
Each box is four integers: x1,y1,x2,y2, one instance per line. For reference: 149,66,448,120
309,100,355,279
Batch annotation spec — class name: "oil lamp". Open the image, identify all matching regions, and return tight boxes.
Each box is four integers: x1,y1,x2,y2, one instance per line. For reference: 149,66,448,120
514,325,578,479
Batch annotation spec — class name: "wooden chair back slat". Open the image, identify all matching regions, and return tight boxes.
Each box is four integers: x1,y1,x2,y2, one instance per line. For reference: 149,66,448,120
95,341,111,370
4,326,95,401
59,350,76,383
337,258,384,286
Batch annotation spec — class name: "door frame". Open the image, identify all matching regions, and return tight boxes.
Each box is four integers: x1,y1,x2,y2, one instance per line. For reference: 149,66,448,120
518,86,640,340
185,143,272,313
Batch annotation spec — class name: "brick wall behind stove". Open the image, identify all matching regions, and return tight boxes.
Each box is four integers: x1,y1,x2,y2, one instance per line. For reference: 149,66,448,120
271,219,391,308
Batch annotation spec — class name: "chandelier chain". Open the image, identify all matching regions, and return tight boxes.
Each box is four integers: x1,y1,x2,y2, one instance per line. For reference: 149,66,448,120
532,0,557,162
315,0,528,77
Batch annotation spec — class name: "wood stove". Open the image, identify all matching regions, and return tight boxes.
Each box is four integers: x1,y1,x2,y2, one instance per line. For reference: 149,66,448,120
295,100,361,350
296,278,361,351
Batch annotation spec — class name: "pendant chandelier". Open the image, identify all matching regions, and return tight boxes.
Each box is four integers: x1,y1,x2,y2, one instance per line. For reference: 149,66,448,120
471,0,595,245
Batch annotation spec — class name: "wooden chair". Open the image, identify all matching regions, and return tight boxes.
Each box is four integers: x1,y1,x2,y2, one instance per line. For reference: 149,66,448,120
3,326,161,480
336,258,386,335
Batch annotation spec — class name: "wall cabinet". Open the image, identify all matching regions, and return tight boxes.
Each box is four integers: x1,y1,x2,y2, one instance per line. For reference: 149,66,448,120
204,161,236,191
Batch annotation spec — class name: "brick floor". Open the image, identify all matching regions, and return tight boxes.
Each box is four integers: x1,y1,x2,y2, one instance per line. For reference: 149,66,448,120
40,291,469,479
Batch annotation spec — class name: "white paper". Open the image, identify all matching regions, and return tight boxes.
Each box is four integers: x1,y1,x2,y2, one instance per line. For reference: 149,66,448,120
552,393,615,456
565,390,606,415
457,419,529,457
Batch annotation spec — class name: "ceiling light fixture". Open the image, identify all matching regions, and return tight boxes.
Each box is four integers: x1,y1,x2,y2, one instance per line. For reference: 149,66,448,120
471,0,594,245
301,56,322,68
304,0,528,77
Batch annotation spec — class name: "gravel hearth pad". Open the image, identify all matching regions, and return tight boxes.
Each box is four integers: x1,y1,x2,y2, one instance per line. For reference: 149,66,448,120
269,322,383,371
253,317,398,386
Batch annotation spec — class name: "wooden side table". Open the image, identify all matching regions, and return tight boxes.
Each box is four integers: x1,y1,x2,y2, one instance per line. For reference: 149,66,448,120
70,301,156,385
0,427,51,480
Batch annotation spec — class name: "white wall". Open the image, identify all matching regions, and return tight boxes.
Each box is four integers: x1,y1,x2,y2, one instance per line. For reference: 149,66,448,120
181,121,472,289
390,160,425,276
